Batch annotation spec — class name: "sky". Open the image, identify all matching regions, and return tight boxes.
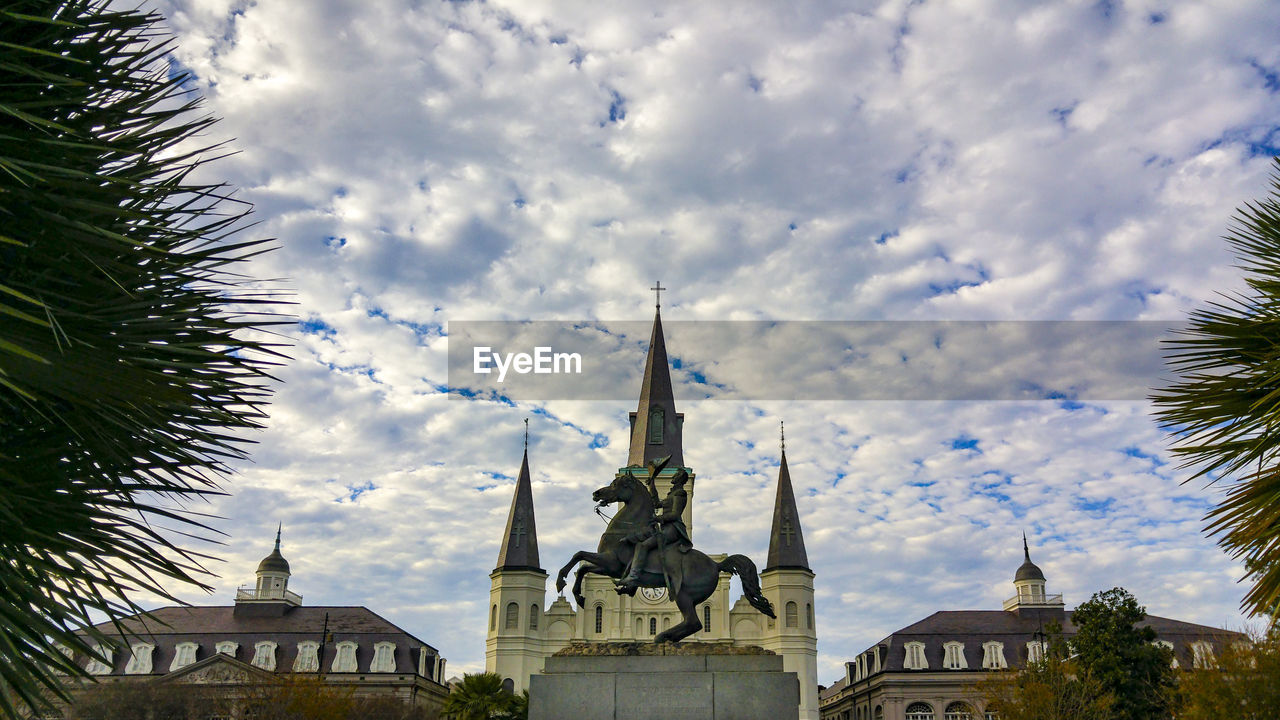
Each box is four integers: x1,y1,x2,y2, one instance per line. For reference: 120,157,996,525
143,0,1280,685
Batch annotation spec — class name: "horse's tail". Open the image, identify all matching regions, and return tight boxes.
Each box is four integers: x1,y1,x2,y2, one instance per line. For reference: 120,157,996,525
718,554,776,619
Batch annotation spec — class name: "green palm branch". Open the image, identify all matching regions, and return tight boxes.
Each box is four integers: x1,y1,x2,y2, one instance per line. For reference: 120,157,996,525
441,673,520,720
0,1,284,717
1152,156,1280,621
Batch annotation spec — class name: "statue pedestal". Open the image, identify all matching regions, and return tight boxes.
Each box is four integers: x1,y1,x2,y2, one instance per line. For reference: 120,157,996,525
528,643,799,720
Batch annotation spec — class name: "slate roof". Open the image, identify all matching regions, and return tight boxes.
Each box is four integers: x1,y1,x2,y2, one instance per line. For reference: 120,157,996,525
627,308,684,468
495,448,542,572
765,448,810,572
820,606,1243,698
81,605,438,677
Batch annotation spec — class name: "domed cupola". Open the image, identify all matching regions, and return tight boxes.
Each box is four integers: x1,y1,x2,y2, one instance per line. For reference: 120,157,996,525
1003,533,1063,612
1014,537,1044,583
254,525,292,597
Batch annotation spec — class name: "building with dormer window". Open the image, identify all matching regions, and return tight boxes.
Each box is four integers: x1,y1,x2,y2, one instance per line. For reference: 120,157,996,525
818,538,1241,720
62,530,448,716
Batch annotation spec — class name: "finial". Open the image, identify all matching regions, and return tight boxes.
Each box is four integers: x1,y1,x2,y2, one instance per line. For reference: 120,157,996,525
275,523,282,551
780,420,786,453
524,417,529,451
1023,531,1030,561
651,280,665,309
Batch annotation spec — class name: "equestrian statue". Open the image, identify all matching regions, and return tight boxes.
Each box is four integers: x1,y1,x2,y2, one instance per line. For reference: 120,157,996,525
555,455,775,643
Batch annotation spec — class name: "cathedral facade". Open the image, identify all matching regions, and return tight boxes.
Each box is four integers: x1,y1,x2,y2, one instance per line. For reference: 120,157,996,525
485,306,820,720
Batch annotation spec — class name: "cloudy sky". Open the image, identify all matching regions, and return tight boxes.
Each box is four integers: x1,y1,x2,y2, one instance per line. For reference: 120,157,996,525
146,0,1279,683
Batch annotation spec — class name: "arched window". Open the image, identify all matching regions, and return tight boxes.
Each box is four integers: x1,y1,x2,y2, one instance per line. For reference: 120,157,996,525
944,702,973,720
785,601,798,628
649,408,664,444
332,641,358,672
903,641,927,670
530,604,539,630
1191,640,1215,668
703,605,711,632
252,641,277,671
170,642,198,671
807,603,814,630
594,605,603,634
215,641,238,657
636,617,644,636
649,617,657,635
124,643,154,674
490,604,496,631
1026,640,1046,664
505,602,519,630
905,702,934,720
873,706,883,720
371,642,397,672
292,641,319,672
982,641,1007,669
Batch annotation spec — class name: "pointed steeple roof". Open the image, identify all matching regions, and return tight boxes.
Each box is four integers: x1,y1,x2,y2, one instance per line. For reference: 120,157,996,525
766,430,810,572
256,524,290,574
495,439,542,572
627,306,684,468
1015,533,1045,582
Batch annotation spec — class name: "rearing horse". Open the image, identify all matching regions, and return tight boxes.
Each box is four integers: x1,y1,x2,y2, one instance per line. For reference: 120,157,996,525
555,469,775,643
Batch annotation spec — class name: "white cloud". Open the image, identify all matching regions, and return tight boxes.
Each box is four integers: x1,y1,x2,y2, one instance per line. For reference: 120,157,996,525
142,0,1280,684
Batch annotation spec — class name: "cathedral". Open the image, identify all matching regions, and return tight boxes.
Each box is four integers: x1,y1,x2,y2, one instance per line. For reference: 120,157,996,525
485,304,820,720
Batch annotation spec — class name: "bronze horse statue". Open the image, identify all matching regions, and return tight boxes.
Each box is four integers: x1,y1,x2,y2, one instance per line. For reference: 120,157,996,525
554,465,775,643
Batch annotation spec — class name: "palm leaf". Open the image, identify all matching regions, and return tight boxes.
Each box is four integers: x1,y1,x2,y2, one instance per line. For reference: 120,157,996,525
1152,157,1280,620
0,1,286,717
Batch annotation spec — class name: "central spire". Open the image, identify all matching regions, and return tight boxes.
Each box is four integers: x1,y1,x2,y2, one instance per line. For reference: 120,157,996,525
627,301,684,468
496,424,541,572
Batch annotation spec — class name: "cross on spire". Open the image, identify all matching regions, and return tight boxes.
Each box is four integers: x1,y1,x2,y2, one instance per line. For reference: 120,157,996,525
651,281,665,309
781,420,786,452
524,417,529,451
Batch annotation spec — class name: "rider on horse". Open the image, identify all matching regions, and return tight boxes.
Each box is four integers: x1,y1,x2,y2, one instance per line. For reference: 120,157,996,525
615,467,691,594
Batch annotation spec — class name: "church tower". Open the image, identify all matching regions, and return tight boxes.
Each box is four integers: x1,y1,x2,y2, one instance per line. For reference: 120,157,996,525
760,425,819,720
485,425,548,692
623,301,694,533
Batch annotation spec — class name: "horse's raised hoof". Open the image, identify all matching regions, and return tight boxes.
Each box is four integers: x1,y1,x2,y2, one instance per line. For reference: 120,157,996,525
614,584,637,596
555,578,566,593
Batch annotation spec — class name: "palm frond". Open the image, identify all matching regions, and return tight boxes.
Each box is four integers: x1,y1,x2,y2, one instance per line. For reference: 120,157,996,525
0,1,286,717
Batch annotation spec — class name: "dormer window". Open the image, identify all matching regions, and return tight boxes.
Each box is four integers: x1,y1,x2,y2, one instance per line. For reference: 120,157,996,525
981,641,1007,670
1026,640,1047,664
1191,640,1215,669
170,642,198,671
293,641,319,672
943,641,967,669
215,641,238,657
332,641,358,672
649,408,664,444
252,641,277,671
371,642,396,672
903,641,927,670
125,643,154,674
85,645,114,675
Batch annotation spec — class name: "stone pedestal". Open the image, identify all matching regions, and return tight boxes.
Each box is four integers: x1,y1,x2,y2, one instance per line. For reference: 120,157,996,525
529,643,799,720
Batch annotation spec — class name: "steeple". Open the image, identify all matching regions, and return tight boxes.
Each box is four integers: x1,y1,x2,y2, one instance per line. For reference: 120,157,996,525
256,524,290,576
627,299,684,468
1015,532,1045,582
495,427,541,572
766,425,809,572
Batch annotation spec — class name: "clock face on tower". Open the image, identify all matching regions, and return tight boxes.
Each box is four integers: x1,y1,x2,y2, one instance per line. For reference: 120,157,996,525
640,586,667,603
